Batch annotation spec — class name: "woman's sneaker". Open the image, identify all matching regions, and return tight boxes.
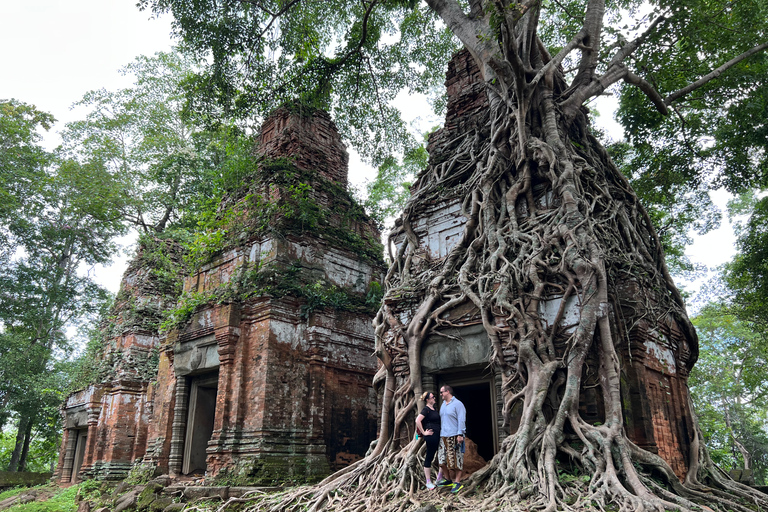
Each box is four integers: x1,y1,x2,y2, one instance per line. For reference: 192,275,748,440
451,482,464,493
437,478,453,487
426,482,436,490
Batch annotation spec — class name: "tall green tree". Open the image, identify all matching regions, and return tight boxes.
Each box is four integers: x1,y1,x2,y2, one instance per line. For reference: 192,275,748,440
0,100,55,253
0,99,124,471
59,51,258,393
60,51,246,234
365,138,429,229
138,1,768,510
690,302,768,484
724,192,768,328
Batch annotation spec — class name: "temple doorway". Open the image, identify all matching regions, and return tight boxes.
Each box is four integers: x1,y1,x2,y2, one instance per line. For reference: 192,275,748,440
183,373,219,475
71,429,88,482
439,376,498,461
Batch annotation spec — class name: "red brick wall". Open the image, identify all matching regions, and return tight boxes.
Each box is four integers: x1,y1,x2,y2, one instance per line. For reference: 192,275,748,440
260,107,349,187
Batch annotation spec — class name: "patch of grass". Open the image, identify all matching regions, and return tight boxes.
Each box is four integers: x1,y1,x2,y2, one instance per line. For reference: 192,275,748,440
0,486,29,502
2,484,79,512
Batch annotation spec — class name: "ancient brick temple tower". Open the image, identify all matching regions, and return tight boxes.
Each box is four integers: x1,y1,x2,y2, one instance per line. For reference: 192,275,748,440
386,49,697,479
57,107,385,483
55,237,182,482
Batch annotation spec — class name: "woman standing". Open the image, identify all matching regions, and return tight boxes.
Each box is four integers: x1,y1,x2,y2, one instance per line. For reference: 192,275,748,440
415,391,442,489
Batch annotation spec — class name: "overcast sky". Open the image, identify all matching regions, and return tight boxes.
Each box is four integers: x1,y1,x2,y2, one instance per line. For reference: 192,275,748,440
1,1,736,300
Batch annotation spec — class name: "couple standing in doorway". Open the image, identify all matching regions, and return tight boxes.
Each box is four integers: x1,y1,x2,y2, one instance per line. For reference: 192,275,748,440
415,385,466,494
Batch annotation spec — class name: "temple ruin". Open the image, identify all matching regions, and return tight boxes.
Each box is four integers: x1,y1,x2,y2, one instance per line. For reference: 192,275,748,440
57,107,385,483
58,50,699,486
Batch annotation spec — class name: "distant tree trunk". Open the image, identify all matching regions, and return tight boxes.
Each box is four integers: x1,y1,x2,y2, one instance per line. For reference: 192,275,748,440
724,401,752,470
7,414,30,472
18,418,33,472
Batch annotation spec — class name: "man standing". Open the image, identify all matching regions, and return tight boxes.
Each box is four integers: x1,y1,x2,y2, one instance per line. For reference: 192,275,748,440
436,384,466,494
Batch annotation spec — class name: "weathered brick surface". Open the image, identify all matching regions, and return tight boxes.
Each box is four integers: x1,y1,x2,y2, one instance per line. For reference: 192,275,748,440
156,253,381,480
260,107,349,187
426,49,488,165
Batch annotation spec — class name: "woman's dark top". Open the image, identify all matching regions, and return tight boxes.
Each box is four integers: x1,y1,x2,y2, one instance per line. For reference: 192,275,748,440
420,406,441,435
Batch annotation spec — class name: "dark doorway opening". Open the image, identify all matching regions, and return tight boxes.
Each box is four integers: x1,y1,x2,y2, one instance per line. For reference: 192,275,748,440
71,429,88,482
183,373,219,475
442,379,496,462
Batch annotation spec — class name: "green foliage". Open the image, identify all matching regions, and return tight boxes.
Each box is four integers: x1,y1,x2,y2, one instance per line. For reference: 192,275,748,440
133,233,188,297
0,100,55,238
365,141,428,229
612,0,768,252
67,233,187,391
60,51,255,234
690,302,768,484
138,0,458,165
1,98,124,472
0,431,58,474
724,195,768,328
160,289,221,332
607,139,718,279
184,159,383,269
556,464,591,485
0,486,28,503
162,258,383,332
123,463,157,485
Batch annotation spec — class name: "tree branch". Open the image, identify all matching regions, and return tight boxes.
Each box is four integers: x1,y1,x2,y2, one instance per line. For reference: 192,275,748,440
569,0,605,90
664,42,768,106
424,0,493,64
607,14,667,68
625,70,668,115
530,28,587,89
559,14,668,115
559,62,627,120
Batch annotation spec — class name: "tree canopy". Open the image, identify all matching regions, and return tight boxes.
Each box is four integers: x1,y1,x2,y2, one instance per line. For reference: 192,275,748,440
723,192,768,328
140,0,459,164
139,0,768,267
139,0,767,169
59,51,253,234
0,99,121,471
690,302,768,485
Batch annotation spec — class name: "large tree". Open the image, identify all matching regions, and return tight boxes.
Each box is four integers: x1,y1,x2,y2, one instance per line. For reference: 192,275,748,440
723,193,768,329
139,1,768,510
0,100,123,471
690,302,768,485
59,51,250,234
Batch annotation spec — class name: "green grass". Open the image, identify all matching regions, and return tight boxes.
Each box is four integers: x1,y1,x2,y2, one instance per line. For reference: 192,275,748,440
0,485,30,502
0,484,80,512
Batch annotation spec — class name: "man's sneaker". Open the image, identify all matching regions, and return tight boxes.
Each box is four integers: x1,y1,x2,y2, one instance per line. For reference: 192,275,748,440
451,482,464,494
436,478,453,487
426,482,436,490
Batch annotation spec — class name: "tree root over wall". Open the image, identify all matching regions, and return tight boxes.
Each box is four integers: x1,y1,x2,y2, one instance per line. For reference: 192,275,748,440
227,59,768,512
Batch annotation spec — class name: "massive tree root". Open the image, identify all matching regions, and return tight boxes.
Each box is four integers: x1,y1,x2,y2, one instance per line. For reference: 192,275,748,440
231,74,768,511
228,1,768,503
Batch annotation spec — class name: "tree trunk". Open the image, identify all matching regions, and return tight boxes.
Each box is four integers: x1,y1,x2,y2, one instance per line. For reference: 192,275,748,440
18,418,33,472
724,401,752,470
7,414,30,472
